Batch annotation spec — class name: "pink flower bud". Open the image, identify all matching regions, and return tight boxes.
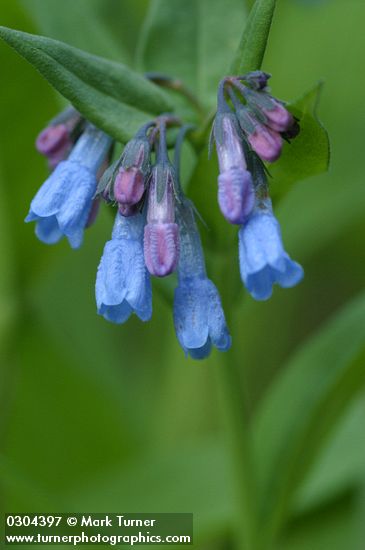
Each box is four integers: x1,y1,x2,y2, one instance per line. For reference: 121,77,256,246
218,168,255,224
114,167,145,205
36,124,70,156
262,103,294,133
143,164,179,277
247,126,282,163
144,222,179,277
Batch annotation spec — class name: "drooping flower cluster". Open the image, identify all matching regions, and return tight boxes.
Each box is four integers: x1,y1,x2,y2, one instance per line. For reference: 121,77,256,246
213,72,303,300
26,71,304,359
27,118,112,248
95,119,230,359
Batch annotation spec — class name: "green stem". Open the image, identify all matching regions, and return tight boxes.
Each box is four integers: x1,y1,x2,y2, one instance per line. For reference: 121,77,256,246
231,0,277,74
145,72,206,120
193,0,277,154
217,347,259,550
145,7,277,543
212,251,260,550
215,3,278,548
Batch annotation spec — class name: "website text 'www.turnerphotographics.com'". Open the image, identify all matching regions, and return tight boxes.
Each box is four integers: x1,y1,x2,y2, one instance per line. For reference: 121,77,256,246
4,513,193,546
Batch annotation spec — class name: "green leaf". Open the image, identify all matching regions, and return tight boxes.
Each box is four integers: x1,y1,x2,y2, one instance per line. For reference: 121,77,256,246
294,396,365,514
231,0,276,73
270,83,330,197
253,291,365,545
137,0,248,109
278,493,363,550
0,26,173,142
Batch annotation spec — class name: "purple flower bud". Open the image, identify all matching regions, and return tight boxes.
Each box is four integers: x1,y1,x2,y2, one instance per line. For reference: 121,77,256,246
36,124,70,156
247,125,282,163
234,105,282,163
37,125,73,168
214,112,247,172
261,101,294,133
143,164,179,277
218,167,255,224
35,108,83,169
244,89,294,133
111,128,151,208
112,131,151,207
144,222,179,277
114,167,145,205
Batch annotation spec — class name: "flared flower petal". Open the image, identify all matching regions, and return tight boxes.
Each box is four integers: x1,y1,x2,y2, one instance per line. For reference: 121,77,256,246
174,278,210,350
96,213,152,323
174,277,231,359
34,216,63,245
26,161,97,249
26,126,112,248
206,280,232,350
239,203,304,300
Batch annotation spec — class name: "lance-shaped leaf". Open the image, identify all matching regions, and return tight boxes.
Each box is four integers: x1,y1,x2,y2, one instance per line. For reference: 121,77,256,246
231,0,276,74
270,83,330,197
293,397,365,514
0,26,173,142
253,291,365,545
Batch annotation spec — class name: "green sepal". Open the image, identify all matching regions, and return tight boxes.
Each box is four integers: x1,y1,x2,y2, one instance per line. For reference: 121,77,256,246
94,159,119,200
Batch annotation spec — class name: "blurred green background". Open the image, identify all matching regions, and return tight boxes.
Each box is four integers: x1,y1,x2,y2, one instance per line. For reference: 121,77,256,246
0,0,364,549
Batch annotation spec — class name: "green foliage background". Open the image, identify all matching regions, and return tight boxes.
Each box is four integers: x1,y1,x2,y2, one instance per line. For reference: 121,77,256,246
0,0,364,549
